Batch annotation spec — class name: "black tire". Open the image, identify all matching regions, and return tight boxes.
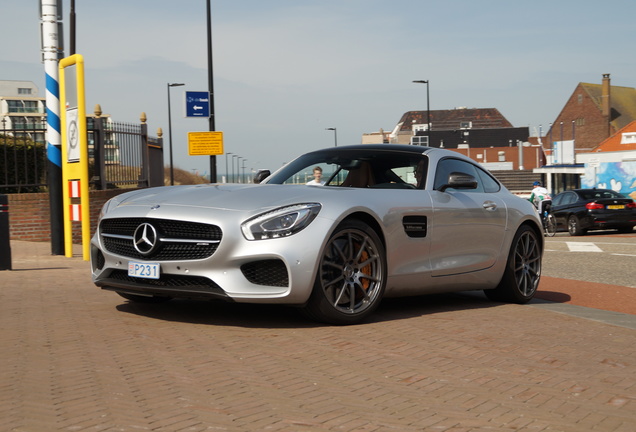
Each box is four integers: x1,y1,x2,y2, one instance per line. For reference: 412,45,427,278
617,226,635,234
484,225,542,304
303,220,386,325
117,292,172,304
545,214,557,237
567,215,586,236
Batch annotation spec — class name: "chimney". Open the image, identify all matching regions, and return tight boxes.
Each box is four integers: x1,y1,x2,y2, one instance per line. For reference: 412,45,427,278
601,73,611,118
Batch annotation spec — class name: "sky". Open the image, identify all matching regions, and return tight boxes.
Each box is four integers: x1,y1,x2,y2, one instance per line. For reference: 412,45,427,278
3,0,636,179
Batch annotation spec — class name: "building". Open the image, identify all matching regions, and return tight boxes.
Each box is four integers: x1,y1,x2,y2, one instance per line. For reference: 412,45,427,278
0,80,47,144
546,74,636,152
389,107,514,146
373,107,543,172
536,74,636,195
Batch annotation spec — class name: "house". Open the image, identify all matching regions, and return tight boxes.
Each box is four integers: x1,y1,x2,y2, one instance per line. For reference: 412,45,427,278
546,74,636,152
536,75,636,195
575,121,636,200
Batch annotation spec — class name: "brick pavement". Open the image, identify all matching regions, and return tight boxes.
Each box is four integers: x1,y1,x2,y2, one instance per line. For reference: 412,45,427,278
1,240,635,432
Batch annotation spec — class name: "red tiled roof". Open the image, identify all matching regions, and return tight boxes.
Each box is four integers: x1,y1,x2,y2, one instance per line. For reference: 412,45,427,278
592,120,636,152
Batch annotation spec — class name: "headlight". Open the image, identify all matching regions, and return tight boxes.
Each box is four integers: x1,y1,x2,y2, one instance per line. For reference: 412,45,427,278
97,198,115,223
241,203,321,240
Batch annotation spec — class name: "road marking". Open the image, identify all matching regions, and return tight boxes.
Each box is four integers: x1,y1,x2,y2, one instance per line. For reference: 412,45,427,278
611,253,636,257
566,242,603,252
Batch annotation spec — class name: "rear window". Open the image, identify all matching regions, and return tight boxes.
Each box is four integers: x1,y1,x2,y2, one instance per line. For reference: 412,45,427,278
579,190,622,200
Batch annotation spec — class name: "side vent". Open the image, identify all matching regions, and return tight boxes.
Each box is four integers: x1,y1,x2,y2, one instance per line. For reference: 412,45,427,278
403,216,427,238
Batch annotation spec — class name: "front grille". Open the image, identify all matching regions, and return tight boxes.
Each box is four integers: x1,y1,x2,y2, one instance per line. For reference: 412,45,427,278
241,260,289,287
100,218,222,261
107,270,225,296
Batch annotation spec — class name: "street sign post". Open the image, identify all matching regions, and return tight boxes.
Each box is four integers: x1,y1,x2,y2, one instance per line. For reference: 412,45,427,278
185,91,210,117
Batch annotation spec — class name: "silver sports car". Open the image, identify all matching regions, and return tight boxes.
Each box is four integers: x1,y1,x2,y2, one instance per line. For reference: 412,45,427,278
91,144,544,325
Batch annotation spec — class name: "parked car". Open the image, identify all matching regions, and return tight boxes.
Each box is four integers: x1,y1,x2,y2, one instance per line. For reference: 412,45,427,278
550,188,636,236
91,144,544,325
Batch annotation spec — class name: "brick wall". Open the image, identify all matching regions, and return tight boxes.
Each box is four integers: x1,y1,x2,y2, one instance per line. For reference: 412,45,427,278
550,83,611,151
6,189,140,244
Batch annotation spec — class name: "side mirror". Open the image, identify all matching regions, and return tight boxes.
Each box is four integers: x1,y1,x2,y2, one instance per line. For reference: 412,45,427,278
253,169,271,184
439,171,478,192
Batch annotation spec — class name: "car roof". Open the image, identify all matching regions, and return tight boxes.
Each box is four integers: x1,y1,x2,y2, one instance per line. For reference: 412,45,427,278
307,144,432,154
303,144,479,164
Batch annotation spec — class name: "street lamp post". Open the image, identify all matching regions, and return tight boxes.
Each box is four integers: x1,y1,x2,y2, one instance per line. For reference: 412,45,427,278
225,152,233,183
325,127,338,147
412,80,430,143
167,82,185,185
231,154,238,183
236,156,242,183
241,159,247,184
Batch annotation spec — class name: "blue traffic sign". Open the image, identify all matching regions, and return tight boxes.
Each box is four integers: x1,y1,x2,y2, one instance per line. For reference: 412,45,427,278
185,91,210,118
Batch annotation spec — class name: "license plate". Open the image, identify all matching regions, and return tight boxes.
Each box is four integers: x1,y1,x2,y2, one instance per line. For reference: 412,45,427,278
128,261,160,279
607,204,625,210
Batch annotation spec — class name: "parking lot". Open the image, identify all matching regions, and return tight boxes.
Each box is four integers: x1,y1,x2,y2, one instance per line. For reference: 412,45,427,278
1,239,635,431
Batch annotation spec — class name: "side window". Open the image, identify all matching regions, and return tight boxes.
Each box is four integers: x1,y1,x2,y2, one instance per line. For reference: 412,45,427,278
434,158,484,193
475,167,501,193
562,192,576,205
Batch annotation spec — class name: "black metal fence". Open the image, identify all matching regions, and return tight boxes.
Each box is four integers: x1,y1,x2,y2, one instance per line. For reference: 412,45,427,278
0,120,47,193
1,115,163,193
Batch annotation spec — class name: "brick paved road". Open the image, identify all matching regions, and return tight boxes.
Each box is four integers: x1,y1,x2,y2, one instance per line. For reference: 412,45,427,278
1,241,635,431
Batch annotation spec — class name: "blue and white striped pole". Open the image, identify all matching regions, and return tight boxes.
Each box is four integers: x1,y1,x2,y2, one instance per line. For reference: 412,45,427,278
41,0,64,254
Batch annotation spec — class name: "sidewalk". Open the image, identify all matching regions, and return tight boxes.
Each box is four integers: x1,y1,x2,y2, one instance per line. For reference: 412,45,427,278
1,240,635,432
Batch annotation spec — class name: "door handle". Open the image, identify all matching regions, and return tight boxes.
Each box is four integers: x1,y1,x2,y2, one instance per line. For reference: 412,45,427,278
482,201,497,211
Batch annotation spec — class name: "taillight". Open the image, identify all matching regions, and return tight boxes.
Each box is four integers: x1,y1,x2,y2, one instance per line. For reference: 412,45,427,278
586,202,604,210
627,202,636,209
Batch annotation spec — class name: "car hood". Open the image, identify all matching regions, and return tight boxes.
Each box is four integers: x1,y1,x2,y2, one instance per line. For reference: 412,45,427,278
107,183,338,213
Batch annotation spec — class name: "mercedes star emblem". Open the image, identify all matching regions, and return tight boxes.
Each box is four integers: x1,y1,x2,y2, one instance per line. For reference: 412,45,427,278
133,223,158,255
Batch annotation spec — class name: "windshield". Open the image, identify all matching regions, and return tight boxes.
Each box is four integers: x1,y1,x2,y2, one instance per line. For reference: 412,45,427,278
265,149,428,189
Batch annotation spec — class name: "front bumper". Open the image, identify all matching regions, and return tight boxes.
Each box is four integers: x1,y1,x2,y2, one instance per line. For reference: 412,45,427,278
91,214,333,304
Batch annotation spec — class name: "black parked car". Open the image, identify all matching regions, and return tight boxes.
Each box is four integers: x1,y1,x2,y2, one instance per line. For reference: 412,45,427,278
550,188,636,236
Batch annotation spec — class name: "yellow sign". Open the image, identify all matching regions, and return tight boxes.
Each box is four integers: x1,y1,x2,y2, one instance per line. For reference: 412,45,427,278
188,131,224,155
59,54,90,261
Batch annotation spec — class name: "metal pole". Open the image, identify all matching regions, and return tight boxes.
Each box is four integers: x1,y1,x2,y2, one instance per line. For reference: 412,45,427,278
167,83,184,186
70,0,76,55
426,81,430,140
167,84,173,185
412,80,430,143
326,128,337,147
206,0,217,182
41,0,64,255
225,152,232,183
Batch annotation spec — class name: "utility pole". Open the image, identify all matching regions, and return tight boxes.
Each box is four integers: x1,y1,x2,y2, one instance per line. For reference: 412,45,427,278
40,0,64,255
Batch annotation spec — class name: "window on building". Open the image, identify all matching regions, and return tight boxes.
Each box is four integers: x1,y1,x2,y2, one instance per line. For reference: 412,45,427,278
23,101,39,113
18,88,32,95
412,123,429,132
411,135,429,146
7,100,22,113
621,133,636,144
460,121,472,129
